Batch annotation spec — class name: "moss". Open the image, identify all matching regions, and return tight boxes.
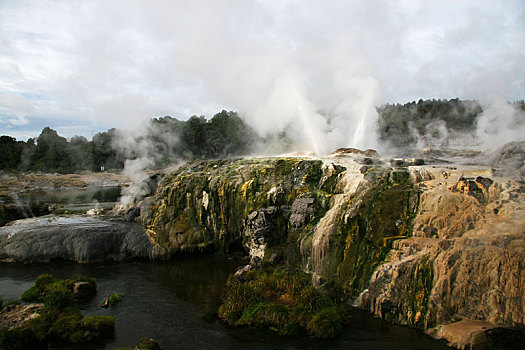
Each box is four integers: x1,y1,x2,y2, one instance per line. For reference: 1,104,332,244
43,282,74,309
51,314,82,342
107,293,123,305
4,299,21,307
306,307,343,339
64,276,97,300
21,274,96,306
144,158,341,258
81,315,115,340
334,168,420,298
132,338,163,350
0,274,114,349
405,257,434,328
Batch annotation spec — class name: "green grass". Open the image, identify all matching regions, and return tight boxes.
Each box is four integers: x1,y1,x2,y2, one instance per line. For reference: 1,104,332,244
218,268,344,338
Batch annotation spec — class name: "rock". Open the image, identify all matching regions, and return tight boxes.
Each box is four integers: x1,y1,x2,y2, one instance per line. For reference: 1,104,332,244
333,148,379,158
289,198,316,230
234,264,254,277
134,156,525,348
390,158,425,167
491,141,525,179
0,201,50,227
430,320,525,350
0,303,44,330
449,175,493,204
0,216,154,263
72,281,96,299
125,206,141,222
117,173,162,214
134,338,163,350
244,207,279,264
359,168,525,348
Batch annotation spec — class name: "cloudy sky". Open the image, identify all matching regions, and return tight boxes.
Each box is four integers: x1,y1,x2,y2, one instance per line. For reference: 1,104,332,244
1,0,524,148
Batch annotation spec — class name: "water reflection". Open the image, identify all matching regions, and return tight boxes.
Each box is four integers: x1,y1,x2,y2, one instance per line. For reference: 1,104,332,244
0,256,450,349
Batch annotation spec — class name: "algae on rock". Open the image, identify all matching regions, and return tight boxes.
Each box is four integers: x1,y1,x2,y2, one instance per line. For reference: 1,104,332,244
141,158,344,259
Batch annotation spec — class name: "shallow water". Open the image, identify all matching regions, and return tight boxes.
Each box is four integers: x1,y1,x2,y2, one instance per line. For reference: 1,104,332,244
7,186,122,214
0,255,450,350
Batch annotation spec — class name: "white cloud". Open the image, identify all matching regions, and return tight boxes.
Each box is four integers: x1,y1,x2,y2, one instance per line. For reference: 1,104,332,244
0,0,523,152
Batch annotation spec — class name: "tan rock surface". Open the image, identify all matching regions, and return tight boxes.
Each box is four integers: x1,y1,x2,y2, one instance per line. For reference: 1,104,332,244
358,165,525,347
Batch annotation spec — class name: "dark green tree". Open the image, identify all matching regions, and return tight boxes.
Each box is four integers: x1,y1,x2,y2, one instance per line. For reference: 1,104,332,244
31,127,72,173
0,136,25,170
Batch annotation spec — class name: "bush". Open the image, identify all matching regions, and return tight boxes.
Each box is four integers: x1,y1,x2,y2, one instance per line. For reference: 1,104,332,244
218,268,343,338
306,307,343,339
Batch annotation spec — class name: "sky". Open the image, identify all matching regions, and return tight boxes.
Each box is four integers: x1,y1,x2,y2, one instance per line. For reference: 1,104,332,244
1,0,524,151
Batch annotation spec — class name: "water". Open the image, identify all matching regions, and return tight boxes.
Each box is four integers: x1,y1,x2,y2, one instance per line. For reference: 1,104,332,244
0,255,450,350
14,186,122,213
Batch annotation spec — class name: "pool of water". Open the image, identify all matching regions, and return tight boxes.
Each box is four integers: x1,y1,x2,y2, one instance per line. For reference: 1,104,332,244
0,255,450,350
1,187,122,220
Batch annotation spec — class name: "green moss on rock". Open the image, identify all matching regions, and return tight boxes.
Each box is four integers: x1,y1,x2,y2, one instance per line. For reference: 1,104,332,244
333,168,420,298
1,274,113,350
144,158,344,258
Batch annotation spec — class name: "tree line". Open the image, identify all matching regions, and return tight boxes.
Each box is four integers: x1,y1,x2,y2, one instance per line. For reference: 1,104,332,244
2,99,524,173
378,99,525,148
0,110,257,173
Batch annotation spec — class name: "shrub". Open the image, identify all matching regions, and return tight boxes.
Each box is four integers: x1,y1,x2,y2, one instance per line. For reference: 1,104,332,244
306,307,343,339
218,268,343,338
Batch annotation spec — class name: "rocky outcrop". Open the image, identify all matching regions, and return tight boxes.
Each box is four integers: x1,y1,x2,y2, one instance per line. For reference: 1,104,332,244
0,216,153,263
358,167,525,347
141,158,344,258
491,141,525,179
244,206,279,264
138,153,525,348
